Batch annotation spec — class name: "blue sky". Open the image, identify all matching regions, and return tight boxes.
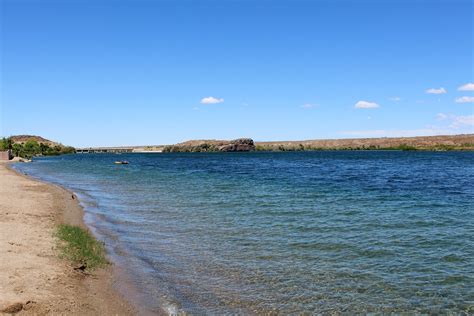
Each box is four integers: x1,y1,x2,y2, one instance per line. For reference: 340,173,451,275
0,0,472,147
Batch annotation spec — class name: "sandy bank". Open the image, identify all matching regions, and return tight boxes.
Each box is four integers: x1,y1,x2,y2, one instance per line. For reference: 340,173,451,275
0,162,135,315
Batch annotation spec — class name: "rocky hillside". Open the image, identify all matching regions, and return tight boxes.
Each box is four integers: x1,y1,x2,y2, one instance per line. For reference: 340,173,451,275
9,135,59,147
163,138,255,152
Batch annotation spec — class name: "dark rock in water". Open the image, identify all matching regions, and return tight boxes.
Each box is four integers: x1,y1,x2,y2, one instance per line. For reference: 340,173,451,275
218,138,255,152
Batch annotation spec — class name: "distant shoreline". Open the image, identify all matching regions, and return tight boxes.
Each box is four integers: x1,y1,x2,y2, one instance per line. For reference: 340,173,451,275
3,133,473,157
74,134,474,153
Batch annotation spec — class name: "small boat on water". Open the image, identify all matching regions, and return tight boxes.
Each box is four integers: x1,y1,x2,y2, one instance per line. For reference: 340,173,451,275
114,161,129,165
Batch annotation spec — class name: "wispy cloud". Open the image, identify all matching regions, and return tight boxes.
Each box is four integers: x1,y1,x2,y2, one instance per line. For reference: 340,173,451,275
451,115,474,128
340,113,473,138
355,100,379,109
437,113,474,128
458,83,474,91
301,103,317,109
455,96,474,103
450,115,474,131
389,97,401,101
426,87,447,94
200,96,224,104
339,129,453,137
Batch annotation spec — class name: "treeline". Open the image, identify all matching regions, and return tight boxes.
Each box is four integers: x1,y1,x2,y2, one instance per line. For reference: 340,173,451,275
0,137,75,159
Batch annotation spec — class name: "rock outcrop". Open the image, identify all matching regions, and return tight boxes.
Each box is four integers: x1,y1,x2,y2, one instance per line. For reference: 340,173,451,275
218,138,255,152
163,138,256,152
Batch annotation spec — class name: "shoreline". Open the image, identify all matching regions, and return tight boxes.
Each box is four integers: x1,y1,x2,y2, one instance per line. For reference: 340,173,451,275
0,162,136,315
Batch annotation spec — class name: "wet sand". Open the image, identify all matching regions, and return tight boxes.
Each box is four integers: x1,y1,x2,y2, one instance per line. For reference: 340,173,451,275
0,162,135,315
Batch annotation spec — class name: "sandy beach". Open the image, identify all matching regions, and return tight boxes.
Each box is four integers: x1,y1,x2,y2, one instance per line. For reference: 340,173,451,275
0,162,135,315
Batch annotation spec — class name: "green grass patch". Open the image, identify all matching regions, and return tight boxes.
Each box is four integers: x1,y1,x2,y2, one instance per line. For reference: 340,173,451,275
55,224,108,270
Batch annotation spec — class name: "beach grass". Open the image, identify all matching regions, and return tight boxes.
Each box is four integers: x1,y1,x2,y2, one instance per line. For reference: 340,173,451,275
55,224,108,270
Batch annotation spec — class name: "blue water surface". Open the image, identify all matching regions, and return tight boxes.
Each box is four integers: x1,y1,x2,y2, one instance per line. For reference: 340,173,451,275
13,151,474,314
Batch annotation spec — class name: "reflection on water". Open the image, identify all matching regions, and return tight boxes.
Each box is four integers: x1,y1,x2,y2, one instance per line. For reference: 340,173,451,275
14,151,474,314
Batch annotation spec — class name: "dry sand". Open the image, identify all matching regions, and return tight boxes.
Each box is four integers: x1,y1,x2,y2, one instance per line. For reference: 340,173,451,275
0,162,135,315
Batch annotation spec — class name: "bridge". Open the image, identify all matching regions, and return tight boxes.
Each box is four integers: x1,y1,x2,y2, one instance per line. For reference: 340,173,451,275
75,145,165,153
76,147,135,153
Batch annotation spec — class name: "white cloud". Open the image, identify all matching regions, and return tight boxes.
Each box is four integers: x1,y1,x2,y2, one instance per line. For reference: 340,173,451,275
200,96,224,104
426,87,447,94
301,103,317,109
455,96,474,103
389,97,401,101
436,113,448,120
355,100,379,109
458,83,474,91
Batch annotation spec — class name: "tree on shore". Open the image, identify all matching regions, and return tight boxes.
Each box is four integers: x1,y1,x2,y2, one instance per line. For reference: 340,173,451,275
1,137,75,158
0,137,12,150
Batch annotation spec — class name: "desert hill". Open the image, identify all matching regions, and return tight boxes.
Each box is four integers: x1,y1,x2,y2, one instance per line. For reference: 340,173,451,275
9,135,59,147
256,134,474,151
1,135,75,158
